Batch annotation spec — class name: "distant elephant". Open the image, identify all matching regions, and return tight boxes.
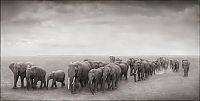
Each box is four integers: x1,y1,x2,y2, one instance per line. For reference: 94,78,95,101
102,66,111,92
47,70,65,88
143,60,151,78
136,60,145,81
182,60,190,77
170,60,174,69
128,58,138,82
174,60,179,72
67,61,90,94
88,68,103,94
115,61,128,80
103,63,121,90
9,62,33,89
84,60,100,69
26,66,46,89
83,59,108,69
158,57,169,70
150,61,156,75
109,56,116,63
98,61,108,67
170,60,179,72
155,60,161,71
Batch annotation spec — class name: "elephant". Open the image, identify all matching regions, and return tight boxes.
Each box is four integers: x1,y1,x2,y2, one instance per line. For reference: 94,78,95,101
143,60,151,78
136,60,146,81
47,70,65,88
174,60,179,72
157,57,169,70
150,61,156,75
9,62,33,89
102,63,121,91
154,60,161,71
88,68,103,94
182,60,190,77
115,61,129,80
128,58,138,82
26,66,47,89
170,60,179,72
109,56,116,63
67,61,90,94
101,66,111,92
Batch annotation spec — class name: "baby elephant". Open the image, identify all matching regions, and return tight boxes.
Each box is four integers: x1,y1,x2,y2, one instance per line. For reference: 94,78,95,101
47,70,65,88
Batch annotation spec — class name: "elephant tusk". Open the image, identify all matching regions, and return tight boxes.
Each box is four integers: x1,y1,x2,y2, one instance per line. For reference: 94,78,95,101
67,78,70,89
72,77,75,85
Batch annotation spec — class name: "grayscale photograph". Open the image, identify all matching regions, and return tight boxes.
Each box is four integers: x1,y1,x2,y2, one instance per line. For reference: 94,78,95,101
1,0,199,100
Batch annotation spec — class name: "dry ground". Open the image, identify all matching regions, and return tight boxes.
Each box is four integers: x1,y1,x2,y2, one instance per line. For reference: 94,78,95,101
1,55,199,100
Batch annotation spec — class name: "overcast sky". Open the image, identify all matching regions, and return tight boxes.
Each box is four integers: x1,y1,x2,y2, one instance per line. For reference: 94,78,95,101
1,1,199,56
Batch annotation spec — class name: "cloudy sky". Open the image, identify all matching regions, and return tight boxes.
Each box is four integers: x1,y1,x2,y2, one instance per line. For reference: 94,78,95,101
1,1,199,56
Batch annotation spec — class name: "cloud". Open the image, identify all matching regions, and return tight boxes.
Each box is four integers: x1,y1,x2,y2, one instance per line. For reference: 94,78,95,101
1,1,199,56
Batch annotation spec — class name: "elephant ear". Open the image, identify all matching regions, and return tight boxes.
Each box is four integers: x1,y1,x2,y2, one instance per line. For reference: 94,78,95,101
9,63,16,73
31,67,38,74
49,71,54,77
51,72,55,79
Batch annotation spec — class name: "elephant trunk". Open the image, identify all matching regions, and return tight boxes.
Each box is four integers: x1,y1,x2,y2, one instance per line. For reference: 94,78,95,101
72,77,75,89
102,77,106,92
69,77,75,94
47,76,50,88
67,78,70,89
88,80,94,95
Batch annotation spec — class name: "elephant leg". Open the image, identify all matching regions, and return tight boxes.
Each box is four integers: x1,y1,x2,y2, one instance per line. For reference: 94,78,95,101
61,81,65,87
94,81,98,92
31,79,34,88
138,72,141,81
55,81,57,88
107,81,111,90
43,79,47,88
140,72,143,80
133,73,137,82
70,83,74,94
115,78,118,89
13,75,19,89
20,76,25,88
80,80,84,88
125,73,128,80
113,79,116,89
74,81,78,93
184,68,188,77
120,74,122,80
33,79,38,89
51,81,54,88
26,79,30,89
40,81,43,89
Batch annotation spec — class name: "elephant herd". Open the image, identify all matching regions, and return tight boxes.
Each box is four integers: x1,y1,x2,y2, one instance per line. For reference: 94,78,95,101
9,56,190,94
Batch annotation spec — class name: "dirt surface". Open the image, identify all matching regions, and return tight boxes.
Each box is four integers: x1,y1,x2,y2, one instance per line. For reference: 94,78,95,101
1,55,199,100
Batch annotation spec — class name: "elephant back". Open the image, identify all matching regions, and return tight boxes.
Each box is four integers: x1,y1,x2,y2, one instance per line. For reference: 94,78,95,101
102,66,111,77
30,66,46,77
105,63,121,76
53,70,65,77
117,63,128,73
